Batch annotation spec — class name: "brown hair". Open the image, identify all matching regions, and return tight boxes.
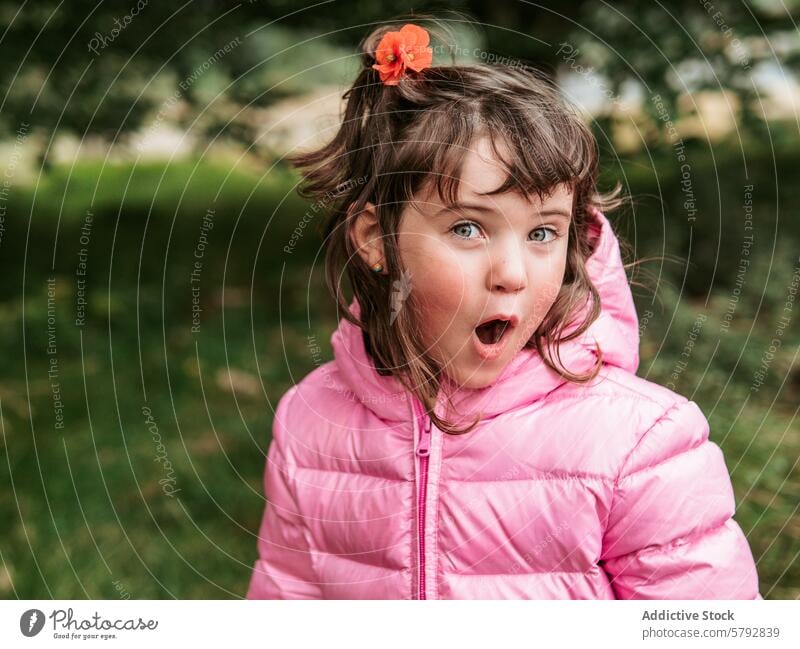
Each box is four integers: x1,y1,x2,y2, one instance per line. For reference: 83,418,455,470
287,19,628,434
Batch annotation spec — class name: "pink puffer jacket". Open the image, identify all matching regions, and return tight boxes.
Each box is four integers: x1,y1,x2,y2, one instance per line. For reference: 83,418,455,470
247,207,761,599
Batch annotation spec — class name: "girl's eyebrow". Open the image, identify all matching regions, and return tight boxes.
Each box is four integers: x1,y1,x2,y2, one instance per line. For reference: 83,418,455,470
434,202,494,216
536,209,572,220
436,202,571,220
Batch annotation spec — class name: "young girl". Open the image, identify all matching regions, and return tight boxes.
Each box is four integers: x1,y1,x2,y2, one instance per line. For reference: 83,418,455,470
247,22,761,599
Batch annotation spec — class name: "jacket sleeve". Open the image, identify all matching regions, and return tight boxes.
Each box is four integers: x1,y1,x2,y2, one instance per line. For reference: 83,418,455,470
599,399,761,599
246,387,321,599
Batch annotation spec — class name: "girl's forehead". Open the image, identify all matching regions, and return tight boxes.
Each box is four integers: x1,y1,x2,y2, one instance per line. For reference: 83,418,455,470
434,136,572,203
458,138,514,194
401,130,578,218
409,181,574,219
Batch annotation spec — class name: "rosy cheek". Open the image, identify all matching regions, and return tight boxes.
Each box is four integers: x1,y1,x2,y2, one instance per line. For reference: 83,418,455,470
415,256,468,330
427,263,467,304
532,256,567,312
511,255,566,340
535,275,563,308
400,239,471,343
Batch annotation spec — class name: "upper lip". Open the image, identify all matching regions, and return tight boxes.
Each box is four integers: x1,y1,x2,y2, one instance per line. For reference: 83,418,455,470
476,313,519,328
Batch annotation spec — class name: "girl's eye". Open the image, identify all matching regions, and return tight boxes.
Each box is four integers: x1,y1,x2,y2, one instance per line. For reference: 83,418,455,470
450,221,482,239
529,227,557,243
449,222,559,242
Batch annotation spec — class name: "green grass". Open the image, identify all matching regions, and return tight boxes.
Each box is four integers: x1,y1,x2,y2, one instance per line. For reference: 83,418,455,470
0,155,798,598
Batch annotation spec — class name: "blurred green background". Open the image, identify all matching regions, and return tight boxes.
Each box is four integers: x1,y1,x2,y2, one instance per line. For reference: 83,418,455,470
0,1,798,598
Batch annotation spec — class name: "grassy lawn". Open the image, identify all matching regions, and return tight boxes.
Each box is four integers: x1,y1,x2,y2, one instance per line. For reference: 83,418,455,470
1,153,798,598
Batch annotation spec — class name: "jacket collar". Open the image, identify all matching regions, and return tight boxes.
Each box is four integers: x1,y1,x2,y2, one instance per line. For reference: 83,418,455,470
329,207,640,424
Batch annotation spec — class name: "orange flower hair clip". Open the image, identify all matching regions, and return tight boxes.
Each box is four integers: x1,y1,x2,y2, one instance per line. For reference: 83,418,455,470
371,23,433,86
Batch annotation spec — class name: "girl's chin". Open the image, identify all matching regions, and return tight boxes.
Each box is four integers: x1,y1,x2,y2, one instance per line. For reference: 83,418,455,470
446,357,509,390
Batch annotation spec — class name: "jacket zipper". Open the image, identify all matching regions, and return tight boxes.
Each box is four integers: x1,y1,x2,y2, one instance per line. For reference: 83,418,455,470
415,401,432,600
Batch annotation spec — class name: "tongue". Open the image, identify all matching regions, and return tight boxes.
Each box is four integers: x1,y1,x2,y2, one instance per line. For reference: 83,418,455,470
476,319,506,344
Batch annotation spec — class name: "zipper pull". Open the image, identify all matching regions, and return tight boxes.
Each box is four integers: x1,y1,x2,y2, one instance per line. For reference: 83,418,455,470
416,413,432,457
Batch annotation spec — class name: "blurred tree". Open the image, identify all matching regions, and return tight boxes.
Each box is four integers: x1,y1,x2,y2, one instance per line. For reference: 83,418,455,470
0,0,796,164
566,0,799,145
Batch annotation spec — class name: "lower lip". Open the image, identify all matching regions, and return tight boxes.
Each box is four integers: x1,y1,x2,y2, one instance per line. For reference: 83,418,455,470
472,324,513,361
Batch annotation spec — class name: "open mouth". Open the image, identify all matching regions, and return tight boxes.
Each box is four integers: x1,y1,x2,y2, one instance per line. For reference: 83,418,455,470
472,314,518,361
475,318,512,345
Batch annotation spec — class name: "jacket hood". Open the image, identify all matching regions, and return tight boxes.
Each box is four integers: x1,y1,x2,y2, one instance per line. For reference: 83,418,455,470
329,207,640,424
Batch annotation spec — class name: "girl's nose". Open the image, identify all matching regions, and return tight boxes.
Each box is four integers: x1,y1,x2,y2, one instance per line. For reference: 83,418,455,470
488,241,527,293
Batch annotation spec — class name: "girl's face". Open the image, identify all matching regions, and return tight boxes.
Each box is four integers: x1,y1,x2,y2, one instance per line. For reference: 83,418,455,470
396,136,573,389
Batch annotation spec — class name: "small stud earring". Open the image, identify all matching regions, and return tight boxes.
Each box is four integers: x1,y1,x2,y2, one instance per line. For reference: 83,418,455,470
371,261,384,273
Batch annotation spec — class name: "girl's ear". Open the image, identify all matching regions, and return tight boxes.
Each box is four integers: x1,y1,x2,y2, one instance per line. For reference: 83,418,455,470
349,201,387,271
